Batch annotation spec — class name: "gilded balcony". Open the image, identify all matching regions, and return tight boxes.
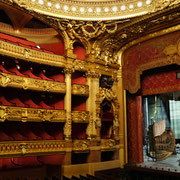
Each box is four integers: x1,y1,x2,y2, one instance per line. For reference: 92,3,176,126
0,105,66,122
0,40,65,67
0,140,65,158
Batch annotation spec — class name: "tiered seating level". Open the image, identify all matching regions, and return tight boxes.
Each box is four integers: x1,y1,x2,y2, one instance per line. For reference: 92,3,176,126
0,33,90,168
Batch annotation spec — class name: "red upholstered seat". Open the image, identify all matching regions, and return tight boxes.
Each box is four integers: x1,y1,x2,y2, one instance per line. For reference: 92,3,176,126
5,91,29,108
51,99,64,110
44,123,63,140
8,65,28,77
49,73,65,82
21,68,41,79
2,123,28,141
38,100,54,109
37,71,54,81
19,94,42,109
37,155,64,165
31,123,55,140
0,64,13,74
0,126,14,141
18,123,42,140
0,95,15,106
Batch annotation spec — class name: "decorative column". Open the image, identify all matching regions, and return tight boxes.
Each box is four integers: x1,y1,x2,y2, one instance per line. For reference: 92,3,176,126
63,67,74,140
117,65,127,167
86,71,101,164
85,71,101,139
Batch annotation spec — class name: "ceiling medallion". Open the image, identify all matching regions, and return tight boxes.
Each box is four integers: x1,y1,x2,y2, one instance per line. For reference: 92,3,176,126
8,0,180,20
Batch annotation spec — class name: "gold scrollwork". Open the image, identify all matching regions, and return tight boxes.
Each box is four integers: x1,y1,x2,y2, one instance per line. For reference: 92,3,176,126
85,71,101,79
0,73,66,93
0,140,65,157
0,105,66,122
73,140,90,152
100,139,118,151
71,111,89,123
72,84,89,96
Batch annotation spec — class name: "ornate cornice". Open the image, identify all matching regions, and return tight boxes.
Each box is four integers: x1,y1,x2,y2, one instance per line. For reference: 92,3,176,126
0,73,66,93
0,140,65,157
0,105,66,122
72,84,89,96
8,0,180,21
71,111,89,123
0,40,66,67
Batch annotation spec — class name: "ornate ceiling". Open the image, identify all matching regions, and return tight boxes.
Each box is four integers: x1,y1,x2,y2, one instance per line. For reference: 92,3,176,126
8,0,180,21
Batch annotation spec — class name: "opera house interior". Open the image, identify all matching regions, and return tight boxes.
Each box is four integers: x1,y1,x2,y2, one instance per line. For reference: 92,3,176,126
0,0,179,179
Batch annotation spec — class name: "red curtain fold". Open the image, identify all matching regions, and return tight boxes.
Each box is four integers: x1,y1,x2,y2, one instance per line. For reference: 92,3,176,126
127,94,143,163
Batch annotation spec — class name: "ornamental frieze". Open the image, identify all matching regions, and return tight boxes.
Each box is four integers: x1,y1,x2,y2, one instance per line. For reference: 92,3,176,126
72,84,89,96
0,106,66,122
71,111,89,123
0,140,65,157
100,139,120,151
73,140,90,152
0,73,66,93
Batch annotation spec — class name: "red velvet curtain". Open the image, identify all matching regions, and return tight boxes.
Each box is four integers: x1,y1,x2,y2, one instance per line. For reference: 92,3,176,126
127,94,143,163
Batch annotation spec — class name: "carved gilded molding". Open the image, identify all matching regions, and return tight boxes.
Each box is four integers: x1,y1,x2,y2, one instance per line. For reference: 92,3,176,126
124,38,180,94
72,84,89,96
0,140,65,158
100,139,120,151
0,105,66,122
0,73,66,93
71,111,89,123
85,71,101,78
0,40,66,68
73,140,90,152
96,88,119,129
8,0,180,21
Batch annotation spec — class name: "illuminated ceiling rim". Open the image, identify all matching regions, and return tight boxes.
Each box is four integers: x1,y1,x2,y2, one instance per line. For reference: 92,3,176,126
12,0,179,21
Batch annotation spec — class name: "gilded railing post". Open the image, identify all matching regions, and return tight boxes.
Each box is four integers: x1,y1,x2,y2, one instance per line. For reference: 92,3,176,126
85,71,101,139
63,67,74,140
117,65,127,167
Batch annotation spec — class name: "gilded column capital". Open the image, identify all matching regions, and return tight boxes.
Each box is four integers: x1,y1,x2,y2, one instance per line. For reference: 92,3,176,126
63,67,75,74
85,71,101,79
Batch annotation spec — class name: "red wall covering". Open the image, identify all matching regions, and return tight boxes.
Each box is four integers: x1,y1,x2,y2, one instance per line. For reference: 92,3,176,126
124,31,180,163
141,65,180,96
73,44,86,60
72,72,86,85
72,96,86,111
40,41,64,55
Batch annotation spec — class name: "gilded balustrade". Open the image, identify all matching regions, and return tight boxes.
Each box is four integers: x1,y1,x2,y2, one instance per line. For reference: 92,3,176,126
72,84,89,96
0,105,66,122
0,72,66,93
0,140,65,158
